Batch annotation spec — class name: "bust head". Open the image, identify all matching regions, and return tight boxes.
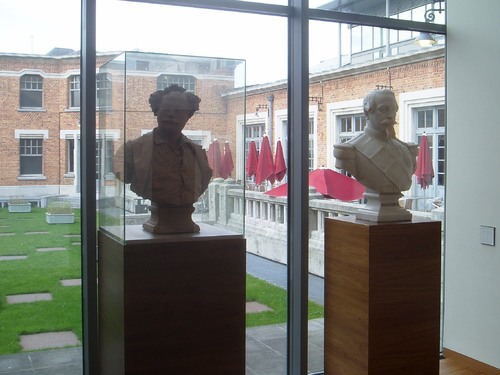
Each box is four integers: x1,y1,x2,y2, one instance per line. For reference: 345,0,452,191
149,85,201,139
363,89,398,136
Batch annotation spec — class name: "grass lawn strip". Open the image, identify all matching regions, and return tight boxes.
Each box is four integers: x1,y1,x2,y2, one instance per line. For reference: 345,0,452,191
0,208,324,355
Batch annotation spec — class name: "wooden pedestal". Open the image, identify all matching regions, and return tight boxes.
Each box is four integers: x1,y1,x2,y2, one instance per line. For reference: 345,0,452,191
324,216,441,375
98,224,246,375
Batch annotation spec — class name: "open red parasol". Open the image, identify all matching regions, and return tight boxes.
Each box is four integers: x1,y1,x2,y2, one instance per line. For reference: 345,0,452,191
255,135,275,185
414,134,434,189
207,138,222,178
265,168,365,201
220,141,234,179
246,139,258,178
274,139,287,182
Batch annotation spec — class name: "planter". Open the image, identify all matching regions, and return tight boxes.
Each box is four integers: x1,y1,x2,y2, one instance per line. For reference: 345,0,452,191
8,203,32,213
46,213,75,224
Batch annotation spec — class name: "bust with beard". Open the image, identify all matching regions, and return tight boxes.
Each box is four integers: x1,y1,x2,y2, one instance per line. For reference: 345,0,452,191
334,89,418,221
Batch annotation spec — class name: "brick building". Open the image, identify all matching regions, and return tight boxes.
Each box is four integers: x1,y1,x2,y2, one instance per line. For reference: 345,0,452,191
0,46,445,209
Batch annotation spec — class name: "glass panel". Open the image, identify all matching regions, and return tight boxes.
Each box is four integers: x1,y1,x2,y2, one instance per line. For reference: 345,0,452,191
98,51,246,240
97,3,288,373
0,0,82,372
310,0,446,26
311,18,445,373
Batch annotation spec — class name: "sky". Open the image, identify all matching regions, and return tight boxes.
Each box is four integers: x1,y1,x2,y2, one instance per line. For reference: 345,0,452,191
0,0,341,85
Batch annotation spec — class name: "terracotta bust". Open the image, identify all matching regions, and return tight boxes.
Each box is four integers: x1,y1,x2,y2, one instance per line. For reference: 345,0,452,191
334,89,418,221
115,84,212,233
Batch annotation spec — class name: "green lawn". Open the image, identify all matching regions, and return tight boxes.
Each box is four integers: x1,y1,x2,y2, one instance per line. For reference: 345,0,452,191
0,208,82,354
0,207,323,355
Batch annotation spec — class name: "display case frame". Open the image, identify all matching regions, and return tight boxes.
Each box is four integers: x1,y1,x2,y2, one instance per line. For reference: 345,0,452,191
97,51,246,242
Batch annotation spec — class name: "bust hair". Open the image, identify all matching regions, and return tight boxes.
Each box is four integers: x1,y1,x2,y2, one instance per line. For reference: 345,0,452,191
363,89,396,116
149,84,201,118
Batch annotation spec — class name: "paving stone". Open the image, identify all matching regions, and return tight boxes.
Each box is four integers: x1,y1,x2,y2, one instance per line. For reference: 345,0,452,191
60,279,81,286
7,293,52,304
25,231,49,235
20,332,80,351
246,301,273,313
63,234,80,238
36,247,67,252
0,255,27,261
0,232,15,236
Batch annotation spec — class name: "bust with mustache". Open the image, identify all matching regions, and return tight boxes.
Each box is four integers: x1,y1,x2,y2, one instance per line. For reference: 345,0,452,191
334,89,418,195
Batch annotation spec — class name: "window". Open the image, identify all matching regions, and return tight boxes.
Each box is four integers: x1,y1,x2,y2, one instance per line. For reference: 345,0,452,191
136,60,150,71
20,138,43,175
415,106,445,186
308,117,315,171
96,138,114,179
157,74,195,91
67,74,111,109
66,138,75,174
97,73,112,109
338,114,366,143
245,123,265,157
20,74,43,108
69,75,80,108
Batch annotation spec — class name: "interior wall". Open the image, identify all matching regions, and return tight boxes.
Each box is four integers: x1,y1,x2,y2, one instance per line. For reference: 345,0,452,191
445,0,500,368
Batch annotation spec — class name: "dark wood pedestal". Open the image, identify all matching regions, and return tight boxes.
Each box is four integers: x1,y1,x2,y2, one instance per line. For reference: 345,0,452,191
98,224,246,375
324,216,441,375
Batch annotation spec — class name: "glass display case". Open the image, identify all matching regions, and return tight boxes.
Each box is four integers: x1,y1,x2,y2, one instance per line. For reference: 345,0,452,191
97,51,246,242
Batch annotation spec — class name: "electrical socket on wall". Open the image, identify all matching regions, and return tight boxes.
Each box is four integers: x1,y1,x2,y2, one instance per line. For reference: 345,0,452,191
480,225,495,246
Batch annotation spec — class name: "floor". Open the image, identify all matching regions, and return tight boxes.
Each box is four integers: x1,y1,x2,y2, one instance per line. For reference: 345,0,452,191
0,339,490,375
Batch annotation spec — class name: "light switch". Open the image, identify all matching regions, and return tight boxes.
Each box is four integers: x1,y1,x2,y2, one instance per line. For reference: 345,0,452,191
480,225,495,246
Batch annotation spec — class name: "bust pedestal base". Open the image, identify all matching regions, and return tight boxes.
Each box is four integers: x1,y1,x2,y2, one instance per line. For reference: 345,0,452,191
324,216,441,375
98,224,246,375
142,202,200,234
356,189,411,222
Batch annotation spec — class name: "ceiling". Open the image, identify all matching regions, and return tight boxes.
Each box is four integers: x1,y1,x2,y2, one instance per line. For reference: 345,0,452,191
317,0,438,17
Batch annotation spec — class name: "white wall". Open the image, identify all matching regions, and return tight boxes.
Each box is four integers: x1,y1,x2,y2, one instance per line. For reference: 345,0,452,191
445,0,500,368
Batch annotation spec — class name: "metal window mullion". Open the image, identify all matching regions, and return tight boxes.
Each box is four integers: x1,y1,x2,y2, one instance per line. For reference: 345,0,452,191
81,0,98,374
287,0,309,374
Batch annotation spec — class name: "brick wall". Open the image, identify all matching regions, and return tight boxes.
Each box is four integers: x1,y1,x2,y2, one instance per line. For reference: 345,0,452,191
0,49,445,193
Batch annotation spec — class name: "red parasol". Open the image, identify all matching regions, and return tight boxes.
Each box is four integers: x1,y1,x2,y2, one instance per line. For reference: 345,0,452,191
255,135,275,185
414,134,434,189
220,141,234,179
265,168,365,201
246,139,258,178
274,139,287,182
207,138,222,178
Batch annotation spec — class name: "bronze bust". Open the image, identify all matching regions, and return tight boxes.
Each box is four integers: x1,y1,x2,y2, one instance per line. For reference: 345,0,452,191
115,85,212,233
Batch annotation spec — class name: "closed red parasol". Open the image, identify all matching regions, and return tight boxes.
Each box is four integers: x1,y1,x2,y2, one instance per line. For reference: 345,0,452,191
220,141,234,179
265,168,365,201
255,135,275,185
274,139,287,182
414,134,434,189
207,138,222,178
246,139,258,178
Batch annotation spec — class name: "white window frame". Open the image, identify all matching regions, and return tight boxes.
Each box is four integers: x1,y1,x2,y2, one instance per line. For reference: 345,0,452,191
15,129,48,179
327,98,364,169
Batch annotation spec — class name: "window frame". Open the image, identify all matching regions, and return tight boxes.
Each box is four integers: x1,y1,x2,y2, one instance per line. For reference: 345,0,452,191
82,2,446,374
69,74,81,109
20,74,43,109
157,74,196,91
14,130,48,179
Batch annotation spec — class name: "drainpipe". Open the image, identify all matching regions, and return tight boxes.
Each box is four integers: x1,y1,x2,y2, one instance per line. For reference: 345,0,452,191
266,94,274,146
386,0,391,57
